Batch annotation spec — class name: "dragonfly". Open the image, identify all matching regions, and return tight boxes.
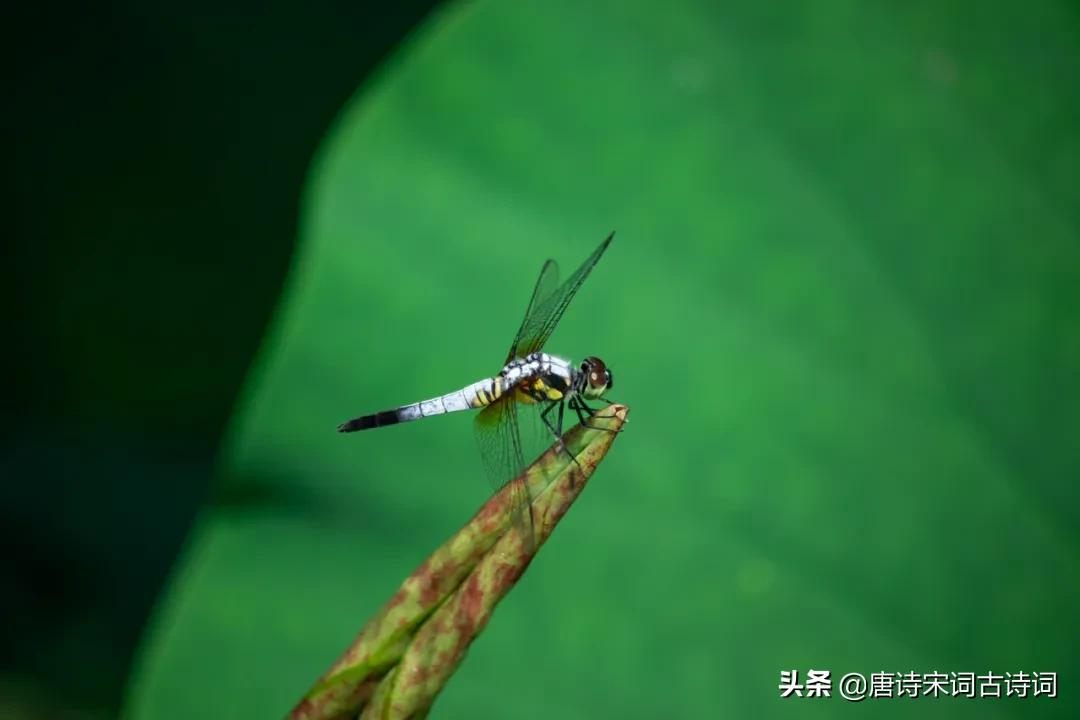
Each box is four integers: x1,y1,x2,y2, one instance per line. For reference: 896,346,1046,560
338,232,617,547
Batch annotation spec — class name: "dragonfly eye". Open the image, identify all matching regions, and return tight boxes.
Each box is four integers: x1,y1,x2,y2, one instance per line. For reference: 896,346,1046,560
605,369,614,390
582,356,609,391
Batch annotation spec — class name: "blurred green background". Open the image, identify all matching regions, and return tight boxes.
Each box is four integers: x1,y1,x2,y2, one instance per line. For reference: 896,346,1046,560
7,0,1079,718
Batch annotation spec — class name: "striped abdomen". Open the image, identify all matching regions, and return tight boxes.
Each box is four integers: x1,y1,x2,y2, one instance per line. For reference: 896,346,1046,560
337,376,505,433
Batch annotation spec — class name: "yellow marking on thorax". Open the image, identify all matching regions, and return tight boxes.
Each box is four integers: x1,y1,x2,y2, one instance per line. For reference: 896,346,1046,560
508,376,564,406
528,377,564,401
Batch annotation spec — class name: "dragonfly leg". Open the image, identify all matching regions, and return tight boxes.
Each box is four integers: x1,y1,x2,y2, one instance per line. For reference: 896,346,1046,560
571,396,622,434
541,399,580,470
540,397,559,429
570,395,590,426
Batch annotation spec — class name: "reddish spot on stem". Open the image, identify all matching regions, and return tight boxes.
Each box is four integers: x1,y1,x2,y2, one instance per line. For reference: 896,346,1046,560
290,698,315,719
473,491,513,537
490,559,519,593
435,646,452,668
419,563,446,606
476,495,502,523
402,663,430,690
459,573,484,622
386,587,407,610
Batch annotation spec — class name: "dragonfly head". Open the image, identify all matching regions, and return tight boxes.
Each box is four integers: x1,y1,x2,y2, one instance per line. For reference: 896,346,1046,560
579,356,613,399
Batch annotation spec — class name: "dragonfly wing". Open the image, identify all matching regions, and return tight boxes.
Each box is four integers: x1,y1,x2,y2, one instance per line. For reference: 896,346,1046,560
512,232,614,359
506,259,560,363
474,393,534,551
470,233,615,549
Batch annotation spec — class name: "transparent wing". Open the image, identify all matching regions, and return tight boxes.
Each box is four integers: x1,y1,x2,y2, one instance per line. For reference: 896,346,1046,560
473,393,534,550
506,259,560,363
474,232,615,549
509,232,614,360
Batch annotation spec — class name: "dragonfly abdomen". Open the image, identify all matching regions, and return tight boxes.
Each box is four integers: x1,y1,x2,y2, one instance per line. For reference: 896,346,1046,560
337,377,503,433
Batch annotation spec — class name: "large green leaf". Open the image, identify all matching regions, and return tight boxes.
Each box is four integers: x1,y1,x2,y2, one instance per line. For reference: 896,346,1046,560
125,1,1079,718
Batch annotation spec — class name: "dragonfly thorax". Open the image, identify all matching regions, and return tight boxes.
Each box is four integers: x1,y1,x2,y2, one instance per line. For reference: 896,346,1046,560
500,352,611,403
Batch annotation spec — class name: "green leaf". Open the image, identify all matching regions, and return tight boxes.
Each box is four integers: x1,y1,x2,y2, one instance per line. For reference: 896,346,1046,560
124,1,1080,719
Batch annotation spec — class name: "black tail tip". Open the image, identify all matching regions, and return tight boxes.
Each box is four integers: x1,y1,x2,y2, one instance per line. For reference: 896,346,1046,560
338,410,399,433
